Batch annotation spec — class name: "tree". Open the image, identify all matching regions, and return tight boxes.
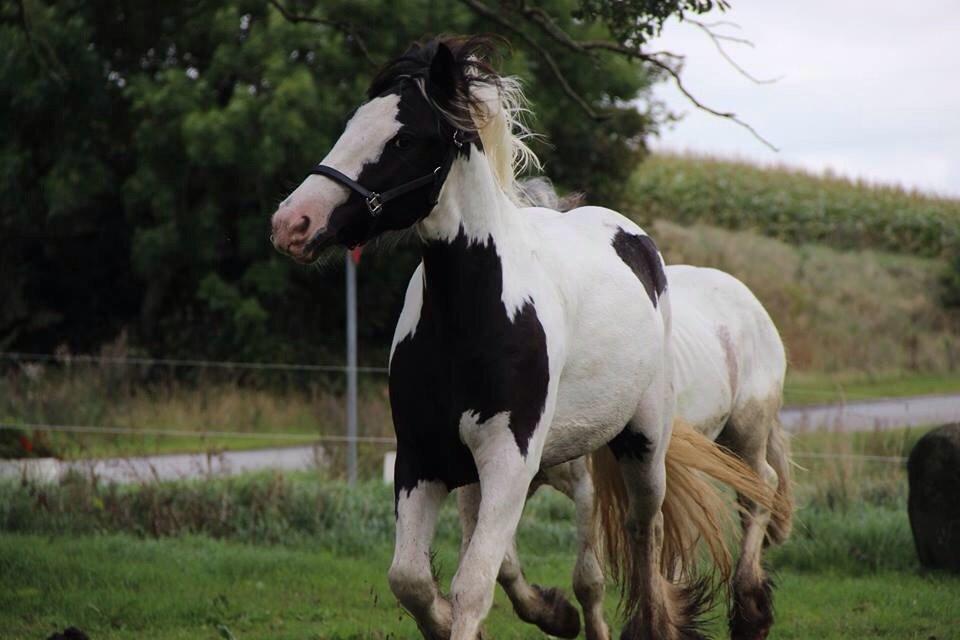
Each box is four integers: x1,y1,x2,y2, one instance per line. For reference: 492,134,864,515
0,0,746,363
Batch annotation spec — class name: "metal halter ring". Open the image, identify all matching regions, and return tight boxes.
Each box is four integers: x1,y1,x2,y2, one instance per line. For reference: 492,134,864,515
365,193,383,216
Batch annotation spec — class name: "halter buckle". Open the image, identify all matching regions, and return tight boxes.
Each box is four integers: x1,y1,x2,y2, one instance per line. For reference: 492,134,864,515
366,193,383,216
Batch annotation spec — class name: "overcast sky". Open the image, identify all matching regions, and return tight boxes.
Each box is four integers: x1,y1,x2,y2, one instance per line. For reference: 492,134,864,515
645,1,960,197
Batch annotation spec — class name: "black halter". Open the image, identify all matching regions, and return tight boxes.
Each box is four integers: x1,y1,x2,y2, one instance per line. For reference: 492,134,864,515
307,129,475,217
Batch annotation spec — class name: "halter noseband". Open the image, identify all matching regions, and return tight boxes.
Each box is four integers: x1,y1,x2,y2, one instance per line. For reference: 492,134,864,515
307,129,474,217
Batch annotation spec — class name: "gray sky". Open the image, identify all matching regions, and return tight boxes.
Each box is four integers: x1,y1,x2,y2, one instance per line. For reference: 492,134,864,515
645,1,960,197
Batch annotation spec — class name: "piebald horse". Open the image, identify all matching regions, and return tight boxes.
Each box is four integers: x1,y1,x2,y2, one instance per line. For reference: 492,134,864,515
271,36,774,640
461,247,794,640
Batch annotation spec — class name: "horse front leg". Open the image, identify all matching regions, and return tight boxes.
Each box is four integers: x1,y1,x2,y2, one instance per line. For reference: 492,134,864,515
449,415,539,640
459,482,582,639
389,477,452,639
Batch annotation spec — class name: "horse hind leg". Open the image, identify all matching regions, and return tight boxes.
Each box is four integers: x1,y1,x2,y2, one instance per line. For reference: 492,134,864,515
457,484,581,639
604,417,710,640
728,456,777,640
719,408,784,640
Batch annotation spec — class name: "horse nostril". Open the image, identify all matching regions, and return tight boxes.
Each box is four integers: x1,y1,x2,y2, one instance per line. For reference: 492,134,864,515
292,215,310,236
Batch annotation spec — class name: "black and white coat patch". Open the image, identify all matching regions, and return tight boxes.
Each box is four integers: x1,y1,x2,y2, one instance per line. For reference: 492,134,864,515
270,38,683,639
389,227,550,499
387,142,674,495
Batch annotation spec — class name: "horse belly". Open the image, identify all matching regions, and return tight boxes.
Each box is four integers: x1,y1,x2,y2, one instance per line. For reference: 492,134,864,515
540,299,661,468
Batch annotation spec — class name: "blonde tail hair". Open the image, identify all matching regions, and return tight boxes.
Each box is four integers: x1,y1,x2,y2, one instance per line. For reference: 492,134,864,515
765,420,794,545
591,420,780,611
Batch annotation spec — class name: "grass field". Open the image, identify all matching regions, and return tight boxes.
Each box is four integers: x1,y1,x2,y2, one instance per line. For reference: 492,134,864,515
3,427,959,639
627,153,960,258
652,220,960,374
783,370,960,406
3,533,958,640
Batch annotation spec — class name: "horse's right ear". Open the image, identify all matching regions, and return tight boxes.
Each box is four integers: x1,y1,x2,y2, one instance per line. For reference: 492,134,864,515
429,42,458,102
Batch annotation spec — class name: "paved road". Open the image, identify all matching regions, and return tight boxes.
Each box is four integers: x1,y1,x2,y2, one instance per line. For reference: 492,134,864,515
1,444,329,484
780,393,960,433
3,394,958,484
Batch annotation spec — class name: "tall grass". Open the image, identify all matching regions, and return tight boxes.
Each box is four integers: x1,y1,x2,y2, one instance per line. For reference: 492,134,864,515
652,219,960,372
0,471,578,556
775,426,923,574
0,362,393,461
627,153,960,257
0,426,929,574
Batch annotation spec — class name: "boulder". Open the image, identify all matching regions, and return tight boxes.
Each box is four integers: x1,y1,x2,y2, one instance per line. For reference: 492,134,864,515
907,423,960,571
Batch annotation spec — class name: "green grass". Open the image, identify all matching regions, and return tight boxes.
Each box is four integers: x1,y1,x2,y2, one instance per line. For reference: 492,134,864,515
2,420,959,639
784,371,960,406
2,533,957,640
627,153,960,258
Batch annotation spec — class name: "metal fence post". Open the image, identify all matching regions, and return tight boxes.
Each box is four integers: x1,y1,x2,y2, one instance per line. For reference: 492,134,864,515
346,251,358,485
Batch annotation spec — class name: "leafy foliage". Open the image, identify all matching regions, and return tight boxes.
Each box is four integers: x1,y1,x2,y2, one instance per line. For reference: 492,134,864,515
940,251,960,309
575,0,729,44
1,0,661,362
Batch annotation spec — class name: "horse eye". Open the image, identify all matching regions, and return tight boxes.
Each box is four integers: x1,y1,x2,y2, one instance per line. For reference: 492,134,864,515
394,137,407,149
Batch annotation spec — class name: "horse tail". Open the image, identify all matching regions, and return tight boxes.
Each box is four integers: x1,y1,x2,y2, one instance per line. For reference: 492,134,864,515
591,420,777,609
764,419,794,545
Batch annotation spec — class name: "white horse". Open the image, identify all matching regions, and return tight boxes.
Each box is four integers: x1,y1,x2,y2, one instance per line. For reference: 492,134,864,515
271,36,773,640
460,256,794,640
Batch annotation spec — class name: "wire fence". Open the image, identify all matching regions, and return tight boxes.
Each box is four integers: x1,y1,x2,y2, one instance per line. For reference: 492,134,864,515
0,422,396,445
790,451,906,464
0,351,389,374
4,350,952,403
2,350,952,468
1,422,911,464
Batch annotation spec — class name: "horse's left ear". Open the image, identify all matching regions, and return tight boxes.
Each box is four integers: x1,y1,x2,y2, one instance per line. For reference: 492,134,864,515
429,42,458,101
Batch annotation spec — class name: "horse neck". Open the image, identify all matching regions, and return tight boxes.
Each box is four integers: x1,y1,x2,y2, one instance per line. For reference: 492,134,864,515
415,146,526,323
418,146,519,244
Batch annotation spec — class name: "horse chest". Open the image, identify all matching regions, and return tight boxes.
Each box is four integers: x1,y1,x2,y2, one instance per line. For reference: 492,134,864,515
388,236,551,494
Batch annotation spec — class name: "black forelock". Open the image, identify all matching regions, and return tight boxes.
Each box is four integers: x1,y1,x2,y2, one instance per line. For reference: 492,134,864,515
366,40,438,98
366,35,505,128
367,35,502,97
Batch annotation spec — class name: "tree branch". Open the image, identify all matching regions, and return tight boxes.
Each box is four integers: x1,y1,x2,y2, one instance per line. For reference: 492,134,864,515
687,19,782,85
643,53,779,151
495,3,779,151
458,0,605,120
687,19,755,47
267,0,376,67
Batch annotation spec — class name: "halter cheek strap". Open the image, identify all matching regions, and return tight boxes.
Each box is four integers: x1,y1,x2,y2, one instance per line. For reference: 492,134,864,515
307,130,475,217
